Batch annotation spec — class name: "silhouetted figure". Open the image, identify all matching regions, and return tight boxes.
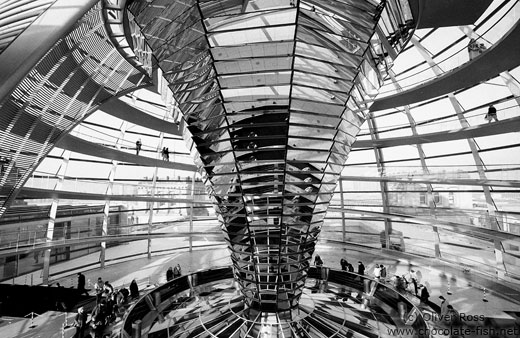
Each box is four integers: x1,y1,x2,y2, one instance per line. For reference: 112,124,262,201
347,262,354,272
485,105,498,123
357,261,365,275
130,279,139,299
419,284,430,303
340,258,348,271
136,139,142,155
314,255,324,286
161,147,169,161
77,272,89,296
166,267,174,282
380,264,387,283
409,269,418,295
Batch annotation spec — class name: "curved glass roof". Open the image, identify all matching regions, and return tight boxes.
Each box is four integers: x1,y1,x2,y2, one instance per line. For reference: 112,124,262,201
0,0,519,286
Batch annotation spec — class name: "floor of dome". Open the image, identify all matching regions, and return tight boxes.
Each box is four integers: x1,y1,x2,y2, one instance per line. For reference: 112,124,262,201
147,277,418,338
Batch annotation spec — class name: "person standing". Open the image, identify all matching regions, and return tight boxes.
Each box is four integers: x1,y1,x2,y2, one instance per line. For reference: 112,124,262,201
72,307,88,338
468,38,479,60
357,261,365,276
136,139,142,155
94,277,104,304
485,105,498,123
314,255,324,287
380,264,387,283
77,272,89,296
419,284,430,303
166,267,174,282
103,281,114,299
130,279,139,299
409,269,418,296
373,264,381,281
439,295,450,317
173,264,182,278
340,258,348,271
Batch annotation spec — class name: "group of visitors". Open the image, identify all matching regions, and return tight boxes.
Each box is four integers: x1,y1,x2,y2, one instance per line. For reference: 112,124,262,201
468,38,487,60
135,139,174,161
74,274,139,338
392,269,420,295
161,147,170,161
339,258,354,272
166,264,182,282
338,258,368,276
372,264,388,282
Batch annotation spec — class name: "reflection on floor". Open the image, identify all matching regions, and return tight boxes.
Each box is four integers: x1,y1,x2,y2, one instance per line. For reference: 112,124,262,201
2,241,520,337
146,276,409,338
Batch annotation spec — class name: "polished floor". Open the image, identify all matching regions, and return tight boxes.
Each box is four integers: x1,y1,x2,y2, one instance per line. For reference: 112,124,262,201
1,240,520,337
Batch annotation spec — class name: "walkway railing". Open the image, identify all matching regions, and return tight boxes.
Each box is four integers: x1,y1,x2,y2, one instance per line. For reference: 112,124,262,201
119,266,430,338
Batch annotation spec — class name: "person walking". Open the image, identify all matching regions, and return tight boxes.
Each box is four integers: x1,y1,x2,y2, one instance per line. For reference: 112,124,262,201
136,139,142,155
161,147,167,160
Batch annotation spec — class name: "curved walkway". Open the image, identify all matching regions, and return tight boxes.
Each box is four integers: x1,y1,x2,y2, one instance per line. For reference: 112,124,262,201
0,231,221,259
99,97,182,136
56,134,197,171
353,116,520,148
329,207,520,242
369,19,520,112
339,175,520,188
17,187,210,203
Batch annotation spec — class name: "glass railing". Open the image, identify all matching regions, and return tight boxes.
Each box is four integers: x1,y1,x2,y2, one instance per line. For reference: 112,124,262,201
357,99,520,135
0,218,220,251
341,164,520,179
24,174,209,198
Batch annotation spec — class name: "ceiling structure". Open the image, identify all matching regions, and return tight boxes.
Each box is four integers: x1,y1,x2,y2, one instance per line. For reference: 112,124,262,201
0,0,519,330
